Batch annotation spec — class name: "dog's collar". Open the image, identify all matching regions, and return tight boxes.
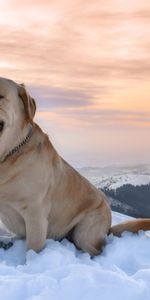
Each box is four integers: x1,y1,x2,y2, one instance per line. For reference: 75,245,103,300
3,126,33,162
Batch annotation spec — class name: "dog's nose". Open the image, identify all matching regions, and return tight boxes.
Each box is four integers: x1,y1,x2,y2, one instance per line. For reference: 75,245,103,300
0,121,4,132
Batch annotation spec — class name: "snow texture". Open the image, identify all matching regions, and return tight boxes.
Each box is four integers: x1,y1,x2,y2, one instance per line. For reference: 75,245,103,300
0,212,149,300
104,174,150,190
79,165,150,190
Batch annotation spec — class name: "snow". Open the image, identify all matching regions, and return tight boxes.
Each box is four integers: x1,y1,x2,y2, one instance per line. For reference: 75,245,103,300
0,212,149,300
79,166,150,190
104,174,150,190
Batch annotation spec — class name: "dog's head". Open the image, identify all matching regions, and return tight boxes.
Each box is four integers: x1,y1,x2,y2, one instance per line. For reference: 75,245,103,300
0,77,36,160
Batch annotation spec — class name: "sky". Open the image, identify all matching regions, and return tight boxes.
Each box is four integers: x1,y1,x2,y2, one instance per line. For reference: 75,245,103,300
0,0,150,167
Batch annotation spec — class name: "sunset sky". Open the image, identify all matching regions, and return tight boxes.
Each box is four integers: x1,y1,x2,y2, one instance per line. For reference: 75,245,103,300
0,0,150,167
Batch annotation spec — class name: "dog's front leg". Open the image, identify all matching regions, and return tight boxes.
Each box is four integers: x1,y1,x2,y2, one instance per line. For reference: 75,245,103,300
24,207,48,252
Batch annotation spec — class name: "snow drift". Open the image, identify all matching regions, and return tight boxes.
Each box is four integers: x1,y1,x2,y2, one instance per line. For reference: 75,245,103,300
0,212,149,300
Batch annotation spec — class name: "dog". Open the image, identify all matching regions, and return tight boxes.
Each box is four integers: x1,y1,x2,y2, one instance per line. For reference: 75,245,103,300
0,77,149,255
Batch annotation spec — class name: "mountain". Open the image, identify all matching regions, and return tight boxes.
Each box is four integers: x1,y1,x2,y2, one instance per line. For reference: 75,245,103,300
78,164,150,218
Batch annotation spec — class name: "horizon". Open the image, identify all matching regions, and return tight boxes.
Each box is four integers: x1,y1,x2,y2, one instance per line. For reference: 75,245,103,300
1,0,150,167
76,162,150,169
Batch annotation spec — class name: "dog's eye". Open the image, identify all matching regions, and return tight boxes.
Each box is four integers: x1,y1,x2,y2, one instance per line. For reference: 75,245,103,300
0,95,4,99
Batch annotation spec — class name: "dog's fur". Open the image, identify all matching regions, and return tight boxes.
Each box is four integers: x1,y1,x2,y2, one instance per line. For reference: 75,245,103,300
0,77,149,255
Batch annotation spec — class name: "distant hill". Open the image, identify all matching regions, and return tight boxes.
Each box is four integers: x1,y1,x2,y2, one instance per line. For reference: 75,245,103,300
78,164,150,218
102,184,150,218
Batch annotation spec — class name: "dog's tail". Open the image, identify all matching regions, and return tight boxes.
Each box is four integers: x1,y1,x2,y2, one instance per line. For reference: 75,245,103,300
109,219,150,237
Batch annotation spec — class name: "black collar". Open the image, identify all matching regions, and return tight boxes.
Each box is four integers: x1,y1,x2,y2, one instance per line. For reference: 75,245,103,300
3,126,33,162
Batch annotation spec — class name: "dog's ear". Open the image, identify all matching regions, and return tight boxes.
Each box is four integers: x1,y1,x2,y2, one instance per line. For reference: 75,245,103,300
19,85,36,123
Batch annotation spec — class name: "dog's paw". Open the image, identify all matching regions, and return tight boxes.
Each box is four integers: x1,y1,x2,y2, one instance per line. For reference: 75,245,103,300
0,241,13,250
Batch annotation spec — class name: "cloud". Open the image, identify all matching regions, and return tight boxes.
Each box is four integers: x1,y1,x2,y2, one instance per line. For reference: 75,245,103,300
0,0,149,166
0,0,150,135
46,106,150,127
28,85,93,110
1,0,150,91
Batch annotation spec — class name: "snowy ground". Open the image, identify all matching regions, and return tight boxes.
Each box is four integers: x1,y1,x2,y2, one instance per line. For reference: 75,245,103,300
0,212,150,300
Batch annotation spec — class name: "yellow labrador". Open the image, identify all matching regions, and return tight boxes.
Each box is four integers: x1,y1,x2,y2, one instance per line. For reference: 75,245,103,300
0,77,149,255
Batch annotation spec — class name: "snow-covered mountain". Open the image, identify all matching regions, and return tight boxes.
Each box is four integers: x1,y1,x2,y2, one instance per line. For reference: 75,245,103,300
78,164,150,218
78,164,150,190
